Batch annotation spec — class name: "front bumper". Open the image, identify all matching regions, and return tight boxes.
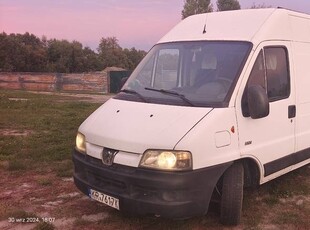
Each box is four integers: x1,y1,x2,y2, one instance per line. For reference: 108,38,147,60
72,149,231,219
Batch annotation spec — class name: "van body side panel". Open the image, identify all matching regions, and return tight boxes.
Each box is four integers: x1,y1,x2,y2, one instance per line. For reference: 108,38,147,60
290,32,310,169
292,42,310,153
175,108,239,169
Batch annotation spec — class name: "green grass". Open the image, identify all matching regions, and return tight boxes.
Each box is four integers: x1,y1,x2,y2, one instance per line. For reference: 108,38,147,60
37,178,53,186
7,159,27,171
258,166,310,203
0,89,309,229
0,90,100,173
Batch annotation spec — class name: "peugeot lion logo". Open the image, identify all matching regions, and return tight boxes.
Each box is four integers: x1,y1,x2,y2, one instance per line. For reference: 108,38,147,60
101,148,118,166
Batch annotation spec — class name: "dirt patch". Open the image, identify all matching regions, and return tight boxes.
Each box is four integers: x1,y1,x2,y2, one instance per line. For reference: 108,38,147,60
29,91,113,104
1,166,309,230
0,169,113,230
8,98,29,102
0,129,33,137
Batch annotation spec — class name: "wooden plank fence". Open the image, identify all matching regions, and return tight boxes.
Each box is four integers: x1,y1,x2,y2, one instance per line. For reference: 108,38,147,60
0,72,108,93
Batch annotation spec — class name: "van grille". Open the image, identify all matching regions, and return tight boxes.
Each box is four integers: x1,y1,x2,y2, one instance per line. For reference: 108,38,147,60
86,169,127,192
87,155,136,173
83,155,135,192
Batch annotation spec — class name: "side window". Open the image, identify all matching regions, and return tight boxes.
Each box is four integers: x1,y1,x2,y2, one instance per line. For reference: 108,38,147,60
242,47,290,117
247,50,266,89
265,47,290,100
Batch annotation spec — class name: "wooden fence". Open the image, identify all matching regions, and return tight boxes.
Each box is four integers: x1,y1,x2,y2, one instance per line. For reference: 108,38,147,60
0,72,108,93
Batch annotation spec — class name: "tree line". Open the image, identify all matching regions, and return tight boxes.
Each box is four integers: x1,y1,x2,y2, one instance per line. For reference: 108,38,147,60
182,0,271,19
1,1,270,73
0,32,146,73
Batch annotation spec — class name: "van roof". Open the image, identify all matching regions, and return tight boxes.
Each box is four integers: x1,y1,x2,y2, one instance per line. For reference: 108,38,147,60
158,8,310,46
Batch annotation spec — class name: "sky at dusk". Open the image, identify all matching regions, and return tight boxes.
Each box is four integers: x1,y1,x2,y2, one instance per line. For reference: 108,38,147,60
1,0,310,51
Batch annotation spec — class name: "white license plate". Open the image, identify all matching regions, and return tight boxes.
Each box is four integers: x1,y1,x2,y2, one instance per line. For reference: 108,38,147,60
89,189,120,210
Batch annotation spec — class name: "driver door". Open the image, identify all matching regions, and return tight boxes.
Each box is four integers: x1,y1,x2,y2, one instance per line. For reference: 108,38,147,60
236,41,296,182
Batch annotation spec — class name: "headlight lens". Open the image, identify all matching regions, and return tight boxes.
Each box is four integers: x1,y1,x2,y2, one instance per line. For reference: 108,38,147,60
139,150,192,171
76,132,86,153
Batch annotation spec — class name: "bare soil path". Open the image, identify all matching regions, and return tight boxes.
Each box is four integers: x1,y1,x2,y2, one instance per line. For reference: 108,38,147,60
28,91,113,104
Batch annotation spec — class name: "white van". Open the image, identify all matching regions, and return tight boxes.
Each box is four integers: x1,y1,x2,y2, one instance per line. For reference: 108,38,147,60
73,8,310,225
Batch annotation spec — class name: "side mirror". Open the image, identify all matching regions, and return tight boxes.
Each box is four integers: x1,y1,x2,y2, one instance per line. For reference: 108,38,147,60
248,85,269,119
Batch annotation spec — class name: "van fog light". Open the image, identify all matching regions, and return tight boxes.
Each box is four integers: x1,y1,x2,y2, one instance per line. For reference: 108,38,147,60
140,150,192,171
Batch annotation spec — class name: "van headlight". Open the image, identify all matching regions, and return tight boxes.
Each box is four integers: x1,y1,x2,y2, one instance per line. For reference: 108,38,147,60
139,150,192,171
75,132,86,153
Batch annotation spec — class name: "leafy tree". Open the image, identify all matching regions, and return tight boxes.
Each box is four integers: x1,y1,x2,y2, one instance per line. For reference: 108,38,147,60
0,32,47,72
47,39,73,72
123,48,146,71
46,39,100,73
0,33,145,73
16,32,47,72
250,3,272,9
182,0,213,19
97,37,127,69
82,47,102,72
217,0,241,11
97,37,146,70
0,32,15,71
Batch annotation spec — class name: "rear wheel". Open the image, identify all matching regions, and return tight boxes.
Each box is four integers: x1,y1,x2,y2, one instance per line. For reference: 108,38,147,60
220,162,244,226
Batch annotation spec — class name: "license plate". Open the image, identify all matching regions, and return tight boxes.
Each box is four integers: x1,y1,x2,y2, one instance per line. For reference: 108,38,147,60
89,189,120,210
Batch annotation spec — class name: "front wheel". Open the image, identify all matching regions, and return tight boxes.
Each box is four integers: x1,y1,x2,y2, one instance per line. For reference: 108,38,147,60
220,162,244,226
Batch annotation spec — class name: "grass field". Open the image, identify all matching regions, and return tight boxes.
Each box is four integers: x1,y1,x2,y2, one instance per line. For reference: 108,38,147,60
0,90,100,175
0,89,309,230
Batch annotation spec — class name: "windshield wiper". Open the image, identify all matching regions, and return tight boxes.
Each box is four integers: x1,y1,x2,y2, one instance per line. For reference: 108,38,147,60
120,89,148,102
144,87,195,107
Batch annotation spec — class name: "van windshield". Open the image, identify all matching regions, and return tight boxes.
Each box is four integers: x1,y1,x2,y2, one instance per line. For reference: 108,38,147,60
117,41,251,107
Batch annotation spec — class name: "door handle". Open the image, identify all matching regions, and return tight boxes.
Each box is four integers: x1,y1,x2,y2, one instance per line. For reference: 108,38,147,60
288,105,296,119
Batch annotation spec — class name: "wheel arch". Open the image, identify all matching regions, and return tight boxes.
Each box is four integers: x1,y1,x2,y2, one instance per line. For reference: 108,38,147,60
238,157,261,188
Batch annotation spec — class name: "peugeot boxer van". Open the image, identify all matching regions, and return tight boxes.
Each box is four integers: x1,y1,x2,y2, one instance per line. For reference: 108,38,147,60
73,8,310,225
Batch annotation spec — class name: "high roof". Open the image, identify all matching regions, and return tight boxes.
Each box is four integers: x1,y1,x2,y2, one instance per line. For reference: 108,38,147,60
158,8,310,46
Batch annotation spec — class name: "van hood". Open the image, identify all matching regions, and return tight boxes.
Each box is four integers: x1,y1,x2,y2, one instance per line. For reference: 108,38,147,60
79,98,212,154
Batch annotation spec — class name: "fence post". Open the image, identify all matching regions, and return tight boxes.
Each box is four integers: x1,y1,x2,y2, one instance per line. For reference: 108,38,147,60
55,73,63,91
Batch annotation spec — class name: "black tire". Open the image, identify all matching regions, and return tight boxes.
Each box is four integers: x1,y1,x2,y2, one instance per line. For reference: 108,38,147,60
220,162,244,226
